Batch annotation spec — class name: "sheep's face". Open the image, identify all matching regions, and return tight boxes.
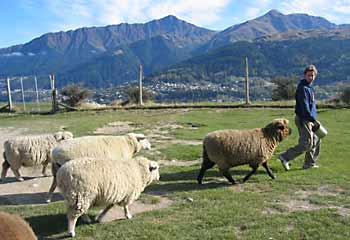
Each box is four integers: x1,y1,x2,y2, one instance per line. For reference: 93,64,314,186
266,118,291,141
136,157,160,185
149,161,160,182
128,133,152,151
139,139,152,150
54,131,74,142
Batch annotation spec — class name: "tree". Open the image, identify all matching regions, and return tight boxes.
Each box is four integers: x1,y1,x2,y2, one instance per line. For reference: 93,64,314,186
123,86,155,105
271,76,298,101
340,86,350,104
60,84,92,107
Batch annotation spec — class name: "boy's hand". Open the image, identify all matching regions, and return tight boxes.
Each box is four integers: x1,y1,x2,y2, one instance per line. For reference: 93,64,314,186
312,121,320,132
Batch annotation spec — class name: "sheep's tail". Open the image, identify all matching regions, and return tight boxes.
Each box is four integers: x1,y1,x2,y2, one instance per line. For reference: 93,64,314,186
52,161,62,177
202,145,209,163
2,151,9,166
197,145,215,184
1,151,10,179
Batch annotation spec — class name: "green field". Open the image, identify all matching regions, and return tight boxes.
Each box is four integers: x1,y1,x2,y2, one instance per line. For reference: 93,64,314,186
0,107,349,239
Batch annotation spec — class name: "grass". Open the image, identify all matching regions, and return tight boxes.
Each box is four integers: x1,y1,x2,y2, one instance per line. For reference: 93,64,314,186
160,144,202,161
0,106,350,239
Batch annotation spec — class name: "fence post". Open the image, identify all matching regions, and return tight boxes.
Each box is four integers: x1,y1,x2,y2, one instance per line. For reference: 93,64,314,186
20,76,26,112
6,77,13,111
139,64,143,106
245,57,250,104
50,74,58,113
34,76,40,112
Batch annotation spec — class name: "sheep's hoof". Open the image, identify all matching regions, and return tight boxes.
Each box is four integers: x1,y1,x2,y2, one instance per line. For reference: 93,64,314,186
68,231,76,238
126,214,133,219
17,177,24,182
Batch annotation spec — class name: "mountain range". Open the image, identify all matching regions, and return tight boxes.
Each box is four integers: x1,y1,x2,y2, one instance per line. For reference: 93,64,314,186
1,10,350,88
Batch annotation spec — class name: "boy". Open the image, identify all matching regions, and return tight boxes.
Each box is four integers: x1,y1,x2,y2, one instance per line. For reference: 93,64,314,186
279,65,321,170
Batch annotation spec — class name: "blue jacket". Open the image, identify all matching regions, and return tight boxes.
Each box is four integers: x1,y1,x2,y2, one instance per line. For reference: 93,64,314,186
295,79,317,122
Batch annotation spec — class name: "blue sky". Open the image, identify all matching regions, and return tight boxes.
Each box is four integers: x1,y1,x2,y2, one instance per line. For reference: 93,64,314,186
1,0,350,48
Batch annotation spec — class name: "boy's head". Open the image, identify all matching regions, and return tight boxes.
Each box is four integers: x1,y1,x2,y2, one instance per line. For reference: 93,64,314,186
304,65,317,83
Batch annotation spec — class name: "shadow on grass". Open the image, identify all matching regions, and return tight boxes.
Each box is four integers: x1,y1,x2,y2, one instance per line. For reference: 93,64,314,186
0,176,44,184
146,168,273,194
27,213,94,239
25,213,66,239
159,168,268,182
0,192,63,206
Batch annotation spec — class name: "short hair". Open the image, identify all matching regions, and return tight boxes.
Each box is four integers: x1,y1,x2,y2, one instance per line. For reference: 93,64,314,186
304,64,318,75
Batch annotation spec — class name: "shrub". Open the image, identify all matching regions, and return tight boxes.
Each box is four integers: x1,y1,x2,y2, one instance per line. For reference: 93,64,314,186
271,76,298,101
340,86,350,105
123,86,155,104
60,84,92,107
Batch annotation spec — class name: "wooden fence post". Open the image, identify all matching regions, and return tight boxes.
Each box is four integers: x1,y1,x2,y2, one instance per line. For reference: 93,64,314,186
6,77,13,111
245,57,250,105
34,76,40,112
20,76,26,112
139,64,143,106
50,74,58,113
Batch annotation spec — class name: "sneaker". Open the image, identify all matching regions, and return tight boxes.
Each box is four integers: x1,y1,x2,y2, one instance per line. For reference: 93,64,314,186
303,164,319,170
279,154,290,171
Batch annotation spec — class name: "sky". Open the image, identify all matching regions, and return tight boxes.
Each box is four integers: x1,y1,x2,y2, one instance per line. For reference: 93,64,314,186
0,0,350,48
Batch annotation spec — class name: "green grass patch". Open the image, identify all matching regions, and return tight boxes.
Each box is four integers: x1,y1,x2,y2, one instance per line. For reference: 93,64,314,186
160,144,202,161
0,106,350,239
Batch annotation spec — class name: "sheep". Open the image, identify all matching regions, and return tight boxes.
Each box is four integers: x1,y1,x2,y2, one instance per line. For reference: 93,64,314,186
197,118,291,184
46,133,151,203
1,131,73,182
57,156,159,238
0,211,37,240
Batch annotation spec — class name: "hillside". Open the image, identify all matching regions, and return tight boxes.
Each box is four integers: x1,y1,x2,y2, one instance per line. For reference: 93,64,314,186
147,37,350,85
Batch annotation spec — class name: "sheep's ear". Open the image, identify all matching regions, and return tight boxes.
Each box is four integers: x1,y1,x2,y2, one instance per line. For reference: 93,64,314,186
135,133,146,140
149,166,157,171
128,133,146,140
54,132,63,140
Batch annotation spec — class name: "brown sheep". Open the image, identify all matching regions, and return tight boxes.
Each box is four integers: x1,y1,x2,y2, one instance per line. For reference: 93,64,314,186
197,118,291,184
0,211,36,240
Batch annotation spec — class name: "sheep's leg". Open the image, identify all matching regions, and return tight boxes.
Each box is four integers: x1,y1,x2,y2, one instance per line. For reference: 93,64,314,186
222,170,236,184
95,204,115,222
11,168,24,182
46,176,57,203
41,164,48,177
47,163,60,203
124,205,132,219
1,160,10,180
262,162,275,179
242,167,258,182
81,214,92,223
67,212,80,238
197,148,216,184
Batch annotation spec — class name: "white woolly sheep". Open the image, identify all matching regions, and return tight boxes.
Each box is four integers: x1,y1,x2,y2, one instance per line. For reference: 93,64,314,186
46,133,151,202
1,131,73,182
57,156,159,238
197,118,291,184
0,211,37,240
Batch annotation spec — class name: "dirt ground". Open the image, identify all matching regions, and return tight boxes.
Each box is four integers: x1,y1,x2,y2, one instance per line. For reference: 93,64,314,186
0,127,174,221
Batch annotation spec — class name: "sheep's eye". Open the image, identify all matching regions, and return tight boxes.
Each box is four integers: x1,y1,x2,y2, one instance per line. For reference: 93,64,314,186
149,166,157,171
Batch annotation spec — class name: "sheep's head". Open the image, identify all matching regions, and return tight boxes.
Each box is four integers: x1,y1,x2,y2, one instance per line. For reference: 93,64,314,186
264,118,291,142
135,157,160,185
54,131,74,142
128,133,152,152
148,161,160,182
